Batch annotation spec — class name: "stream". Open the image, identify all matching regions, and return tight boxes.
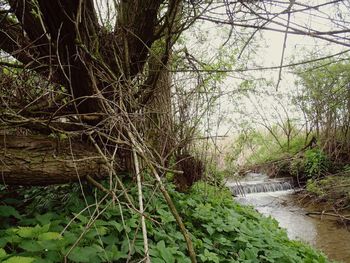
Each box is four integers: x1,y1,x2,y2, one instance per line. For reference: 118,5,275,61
227,173,350,263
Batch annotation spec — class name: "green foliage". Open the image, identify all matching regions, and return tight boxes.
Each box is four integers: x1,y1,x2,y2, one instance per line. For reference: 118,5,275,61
342,164,350,173
304,148,329,178
205,163,227,185
306,176,350,208
0,181,331,262
306,179,325,196
3,256,36,263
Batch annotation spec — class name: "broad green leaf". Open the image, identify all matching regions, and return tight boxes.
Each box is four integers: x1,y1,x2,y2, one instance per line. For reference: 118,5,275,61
17,227,35,238
38,232,62,241
5,234,22,244
101,233,119,245
99,245,126,261
19,240,43,252
33,259,53,263
0,237,8,248
0,206,21,219
74,214,88,224
41,250,61,263
17,225,51,239
156,241,175,263
68,246,101,263
204,224,215,235
0,248,7,259
106,221,123,232
61,232,77,246
160,249,175,263
35,213,58,225
38,239,62,251
151,258,165,263
3,256,36,263
85,226,108,239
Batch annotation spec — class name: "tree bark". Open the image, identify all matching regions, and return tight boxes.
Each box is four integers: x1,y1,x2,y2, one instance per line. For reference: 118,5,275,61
0,135,110,185
144,59,174,159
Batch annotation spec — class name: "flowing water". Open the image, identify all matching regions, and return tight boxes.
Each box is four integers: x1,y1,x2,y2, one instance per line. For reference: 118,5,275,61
227,173,350,263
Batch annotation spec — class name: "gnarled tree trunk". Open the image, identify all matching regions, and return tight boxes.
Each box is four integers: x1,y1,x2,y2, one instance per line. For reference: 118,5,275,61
0,0,184,185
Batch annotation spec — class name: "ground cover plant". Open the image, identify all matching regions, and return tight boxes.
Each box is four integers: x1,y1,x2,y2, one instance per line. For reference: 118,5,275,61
0,181,331,263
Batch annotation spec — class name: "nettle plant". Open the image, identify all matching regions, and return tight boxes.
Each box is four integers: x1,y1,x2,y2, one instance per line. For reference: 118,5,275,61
304,148,329,178
0,182,331,263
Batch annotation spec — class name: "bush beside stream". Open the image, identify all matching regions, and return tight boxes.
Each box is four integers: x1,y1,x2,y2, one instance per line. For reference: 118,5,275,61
0,181,331,262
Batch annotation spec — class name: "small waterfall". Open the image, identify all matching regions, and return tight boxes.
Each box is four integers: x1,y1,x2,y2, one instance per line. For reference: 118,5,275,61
227,174,293,196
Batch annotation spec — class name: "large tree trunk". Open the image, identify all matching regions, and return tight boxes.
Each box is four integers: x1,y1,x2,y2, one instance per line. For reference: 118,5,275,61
1,0,164,116
144,60,174,160
0,135,110,185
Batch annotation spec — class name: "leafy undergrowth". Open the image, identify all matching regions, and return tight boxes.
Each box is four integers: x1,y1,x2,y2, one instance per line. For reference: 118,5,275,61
306,175,350,209
0,181,331,263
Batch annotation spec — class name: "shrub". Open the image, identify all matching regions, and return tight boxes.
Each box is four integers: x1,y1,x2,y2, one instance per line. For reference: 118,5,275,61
304,148,329,178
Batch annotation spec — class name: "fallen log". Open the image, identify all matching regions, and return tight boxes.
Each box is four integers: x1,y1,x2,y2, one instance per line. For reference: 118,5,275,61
0,135,109,185
305,211,350,221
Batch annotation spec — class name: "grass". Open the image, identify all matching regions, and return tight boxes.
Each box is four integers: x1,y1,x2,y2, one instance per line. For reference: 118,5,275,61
246,133,306,165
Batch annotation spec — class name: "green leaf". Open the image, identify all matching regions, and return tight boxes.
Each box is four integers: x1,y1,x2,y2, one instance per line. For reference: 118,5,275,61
68,246,101,263
0,237,8,248
85,226,108,239
101,233,119,245
106,221,123,232
61,232,77,246
99,245,126,261
35,213,58,225
201,249,220,263
204,224,215,235
16,225,51,239
151,258,165,263
74,214,88,224
38,239,62,251
5,234,22,244
33,258,54,263
38,232,62,241
17,227,35,238
19,240,43,252
41,250,61,263
3,256,36,263
0,206,21,219
0,248,7,259
156,241,175,263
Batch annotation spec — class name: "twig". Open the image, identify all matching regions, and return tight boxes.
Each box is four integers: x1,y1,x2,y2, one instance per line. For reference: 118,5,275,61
128,131,197,263
132,144,150,263
276,0,294,91
88,134,138,213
